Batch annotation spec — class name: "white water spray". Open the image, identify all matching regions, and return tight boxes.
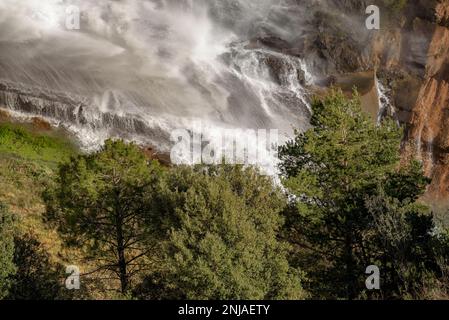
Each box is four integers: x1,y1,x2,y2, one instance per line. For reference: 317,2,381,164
0,0,312,174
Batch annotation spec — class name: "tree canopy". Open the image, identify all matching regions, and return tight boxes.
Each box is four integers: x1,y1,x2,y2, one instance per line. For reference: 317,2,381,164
146,165,306,300
44,139,163,294
278,90,445,299
2,90,446,300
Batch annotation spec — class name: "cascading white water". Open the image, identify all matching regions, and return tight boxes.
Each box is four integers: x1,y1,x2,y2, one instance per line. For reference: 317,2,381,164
375,77,396,124
0,0,312,174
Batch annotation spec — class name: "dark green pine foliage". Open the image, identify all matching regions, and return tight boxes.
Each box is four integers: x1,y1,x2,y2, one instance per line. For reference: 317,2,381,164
279,89,439,299
144,165,307,300
7,233,72,300
44,139,163,294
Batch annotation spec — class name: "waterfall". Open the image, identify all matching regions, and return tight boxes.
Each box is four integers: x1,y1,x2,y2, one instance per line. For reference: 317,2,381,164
375,76,396,124
0,0,313,174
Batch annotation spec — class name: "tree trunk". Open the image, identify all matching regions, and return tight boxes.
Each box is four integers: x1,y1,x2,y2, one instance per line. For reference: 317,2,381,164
118,241,128,294
115,211,128,294
344,232,356,299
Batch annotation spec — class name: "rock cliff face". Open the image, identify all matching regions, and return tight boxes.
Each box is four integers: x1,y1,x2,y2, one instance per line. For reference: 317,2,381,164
367,1,449,202
365,0,449,202
407,2,449,200
290,0,449,201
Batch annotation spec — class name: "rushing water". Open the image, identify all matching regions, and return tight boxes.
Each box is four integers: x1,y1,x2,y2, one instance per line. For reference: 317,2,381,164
375,77,395,124
0,0,314,173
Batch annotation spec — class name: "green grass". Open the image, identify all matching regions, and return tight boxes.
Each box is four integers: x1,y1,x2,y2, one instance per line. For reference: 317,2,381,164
0,122,79,268
0,123,77,167
0,121,78,226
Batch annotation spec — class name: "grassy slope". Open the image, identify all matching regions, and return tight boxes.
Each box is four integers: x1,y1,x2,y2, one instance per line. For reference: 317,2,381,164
0,123,76,166
0,122,78,263
0,122,123,298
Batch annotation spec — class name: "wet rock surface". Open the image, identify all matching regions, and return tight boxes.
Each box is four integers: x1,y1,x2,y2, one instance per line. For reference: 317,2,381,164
0,80,171,152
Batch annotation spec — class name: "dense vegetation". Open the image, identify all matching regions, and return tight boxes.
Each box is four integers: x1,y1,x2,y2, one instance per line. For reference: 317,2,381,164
0,122,80,300
0,91,448,300
279,91,448,299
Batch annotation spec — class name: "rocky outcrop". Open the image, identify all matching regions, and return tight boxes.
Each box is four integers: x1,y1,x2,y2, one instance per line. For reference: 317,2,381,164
407,6,449,200
437,0,449,27
368,1,449,202
302,1,449,201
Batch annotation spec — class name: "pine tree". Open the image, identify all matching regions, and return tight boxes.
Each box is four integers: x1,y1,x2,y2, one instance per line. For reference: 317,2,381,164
7,233,70,300
279,89,435,299
144,165,306,300
44,139,163,294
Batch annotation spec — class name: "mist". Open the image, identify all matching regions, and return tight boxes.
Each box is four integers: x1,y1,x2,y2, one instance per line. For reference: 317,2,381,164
0,0,320,175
